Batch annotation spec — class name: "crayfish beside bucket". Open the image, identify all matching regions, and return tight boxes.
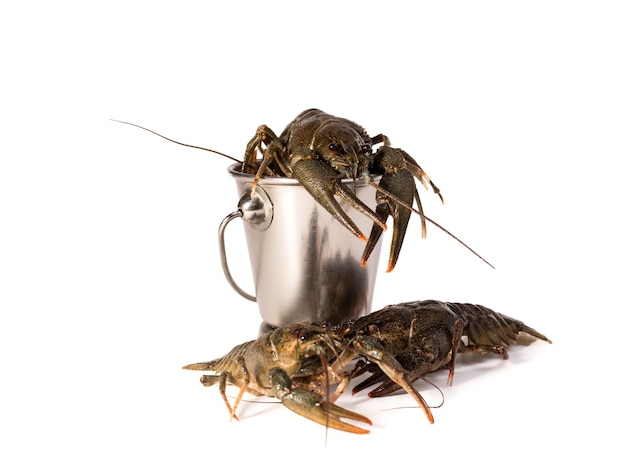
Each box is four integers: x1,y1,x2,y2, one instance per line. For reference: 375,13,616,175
219,163,383,332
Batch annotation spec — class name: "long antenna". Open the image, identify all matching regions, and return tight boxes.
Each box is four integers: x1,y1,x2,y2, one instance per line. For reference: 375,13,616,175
112,118,493,269
110,119,242,163
367,180,495,269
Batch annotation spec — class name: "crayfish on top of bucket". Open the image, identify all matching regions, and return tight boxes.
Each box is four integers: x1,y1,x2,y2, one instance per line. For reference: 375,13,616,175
183,299,551,434
113,109,491,272
242,108,444,272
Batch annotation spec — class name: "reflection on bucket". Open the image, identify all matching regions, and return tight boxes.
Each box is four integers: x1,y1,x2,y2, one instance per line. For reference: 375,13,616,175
219,163,383,328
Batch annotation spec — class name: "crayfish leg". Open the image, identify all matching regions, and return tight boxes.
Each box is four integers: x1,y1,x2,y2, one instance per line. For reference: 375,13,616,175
328,372,352,404
369,133,391,147
447,319,465,386
212,372,240,422
227,357,252,421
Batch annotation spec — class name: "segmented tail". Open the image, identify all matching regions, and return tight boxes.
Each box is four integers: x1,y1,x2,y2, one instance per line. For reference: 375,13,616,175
445,302,552,352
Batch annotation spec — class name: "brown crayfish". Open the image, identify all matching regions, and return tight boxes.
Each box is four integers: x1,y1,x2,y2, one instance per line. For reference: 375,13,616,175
242,108,444,272
113,109,492,272
182,323,371,434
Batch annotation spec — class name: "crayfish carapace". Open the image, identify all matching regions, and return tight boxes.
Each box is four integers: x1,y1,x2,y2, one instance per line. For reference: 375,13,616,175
184,300,551,433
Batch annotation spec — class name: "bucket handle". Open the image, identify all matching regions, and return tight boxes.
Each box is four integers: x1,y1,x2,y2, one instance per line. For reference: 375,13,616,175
217,185,273,302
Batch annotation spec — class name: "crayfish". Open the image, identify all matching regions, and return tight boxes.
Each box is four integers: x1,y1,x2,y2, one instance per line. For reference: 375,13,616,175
242,108,444,272
183,323,371,434
113,109,493,272
184,300,551,434
333,300,552,421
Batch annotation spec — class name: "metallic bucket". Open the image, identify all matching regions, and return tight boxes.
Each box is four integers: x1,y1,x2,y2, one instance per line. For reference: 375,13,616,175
219,163,383,328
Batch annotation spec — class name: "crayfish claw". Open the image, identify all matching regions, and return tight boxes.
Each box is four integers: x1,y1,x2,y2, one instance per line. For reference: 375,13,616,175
270,367,371,434
363,146,416,271
291,158,385,240
348,334,435,424
282,389,372,434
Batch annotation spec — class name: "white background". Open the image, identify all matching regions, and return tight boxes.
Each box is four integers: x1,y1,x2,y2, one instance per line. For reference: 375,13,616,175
1,1,624,455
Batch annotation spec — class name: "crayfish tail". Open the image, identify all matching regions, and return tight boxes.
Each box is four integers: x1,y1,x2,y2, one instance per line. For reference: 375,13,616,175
521,325,552,344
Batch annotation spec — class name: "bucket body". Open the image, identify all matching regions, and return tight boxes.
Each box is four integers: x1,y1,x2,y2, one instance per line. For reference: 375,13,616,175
225,163,383,327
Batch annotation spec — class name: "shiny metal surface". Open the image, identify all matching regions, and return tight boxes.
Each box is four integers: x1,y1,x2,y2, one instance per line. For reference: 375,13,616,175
221,163,383,327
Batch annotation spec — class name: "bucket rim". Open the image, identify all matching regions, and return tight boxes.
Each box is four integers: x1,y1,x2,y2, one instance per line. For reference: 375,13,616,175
226,163,380,186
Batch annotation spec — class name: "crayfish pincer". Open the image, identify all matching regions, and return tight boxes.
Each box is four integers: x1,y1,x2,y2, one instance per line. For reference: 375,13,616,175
243,108,444,272
183,323,372,434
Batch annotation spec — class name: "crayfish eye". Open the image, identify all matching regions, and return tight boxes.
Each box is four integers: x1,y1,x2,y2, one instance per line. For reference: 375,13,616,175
328,143,342,152
297,329,309,342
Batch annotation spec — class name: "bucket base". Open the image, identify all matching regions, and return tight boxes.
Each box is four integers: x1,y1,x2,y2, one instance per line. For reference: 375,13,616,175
258,321,277,336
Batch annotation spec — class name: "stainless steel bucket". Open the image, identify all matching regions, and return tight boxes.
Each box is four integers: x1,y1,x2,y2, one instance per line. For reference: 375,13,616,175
219,163,383,327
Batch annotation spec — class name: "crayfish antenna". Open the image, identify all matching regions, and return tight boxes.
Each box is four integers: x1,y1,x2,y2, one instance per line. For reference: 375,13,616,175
367,181,495,270
110,119,242,163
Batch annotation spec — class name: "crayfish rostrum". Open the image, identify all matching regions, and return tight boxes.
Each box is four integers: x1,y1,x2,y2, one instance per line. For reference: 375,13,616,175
184,300,551,434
